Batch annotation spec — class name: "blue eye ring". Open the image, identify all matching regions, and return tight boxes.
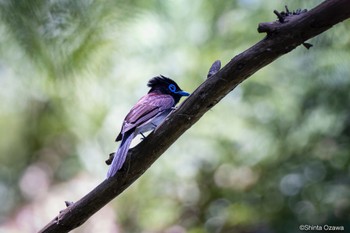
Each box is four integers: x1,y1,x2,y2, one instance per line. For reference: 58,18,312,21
168,84,176,93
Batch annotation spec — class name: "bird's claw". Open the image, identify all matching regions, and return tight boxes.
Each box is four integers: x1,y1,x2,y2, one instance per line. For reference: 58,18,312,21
140,132,146,140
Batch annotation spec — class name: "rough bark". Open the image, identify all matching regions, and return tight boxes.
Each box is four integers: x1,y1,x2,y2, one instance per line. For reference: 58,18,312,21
39,0,350,232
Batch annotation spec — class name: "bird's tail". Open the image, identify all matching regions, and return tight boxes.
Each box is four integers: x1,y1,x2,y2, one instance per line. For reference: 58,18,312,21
107,131,133,178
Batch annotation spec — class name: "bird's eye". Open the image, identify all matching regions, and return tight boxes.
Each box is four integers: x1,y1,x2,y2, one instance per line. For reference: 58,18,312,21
168,84,176,93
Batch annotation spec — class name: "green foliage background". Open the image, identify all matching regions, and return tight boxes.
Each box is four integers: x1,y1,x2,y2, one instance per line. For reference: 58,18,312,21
0,0,349,232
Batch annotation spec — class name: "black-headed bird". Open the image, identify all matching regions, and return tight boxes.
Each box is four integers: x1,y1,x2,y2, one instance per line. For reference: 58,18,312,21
107,75,190,178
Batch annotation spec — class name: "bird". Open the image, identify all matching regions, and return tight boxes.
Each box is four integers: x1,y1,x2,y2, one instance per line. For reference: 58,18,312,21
107,75,190,178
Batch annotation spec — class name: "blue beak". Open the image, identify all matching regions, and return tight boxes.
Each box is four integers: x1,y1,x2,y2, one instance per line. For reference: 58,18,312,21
176,90,190,96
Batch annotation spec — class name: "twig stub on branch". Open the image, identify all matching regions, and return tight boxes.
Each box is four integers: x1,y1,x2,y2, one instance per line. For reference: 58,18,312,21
207,60,222,78
258,6,308,33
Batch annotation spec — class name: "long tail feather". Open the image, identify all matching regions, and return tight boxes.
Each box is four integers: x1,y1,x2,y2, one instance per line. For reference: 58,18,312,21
107,131,133,178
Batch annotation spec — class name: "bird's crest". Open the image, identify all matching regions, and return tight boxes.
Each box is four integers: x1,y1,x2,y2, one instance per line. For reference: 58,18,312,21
147,75,178,88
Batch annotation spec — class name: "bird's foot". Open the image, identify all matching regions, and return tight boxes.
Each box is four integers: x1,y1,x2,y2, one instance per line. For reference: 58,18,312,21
105,152,115,165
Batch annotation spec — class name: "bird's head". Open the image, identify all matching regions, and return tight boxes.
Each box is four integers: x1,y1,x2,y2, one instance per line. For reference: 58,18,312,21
147,75,190,103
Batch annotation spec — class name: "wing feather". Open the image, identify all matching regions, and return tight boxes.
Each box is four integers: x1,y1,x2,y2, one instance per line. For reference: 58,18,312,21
116,93,174,140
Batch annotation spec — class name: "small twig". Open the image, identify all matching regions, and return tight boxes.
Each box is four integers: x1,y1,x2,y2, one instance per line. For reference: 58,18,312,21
273,10,285,23
285,5,290,14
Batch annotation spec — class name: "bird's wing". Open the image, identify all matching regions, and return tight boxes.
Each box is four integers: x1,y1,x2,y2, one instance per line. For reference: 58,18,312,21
116,93,175,139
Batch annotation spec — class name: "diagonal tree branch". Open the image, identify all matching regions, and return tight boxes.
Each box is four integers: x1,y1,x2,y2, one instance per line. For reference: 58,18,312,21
39,0,350,232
